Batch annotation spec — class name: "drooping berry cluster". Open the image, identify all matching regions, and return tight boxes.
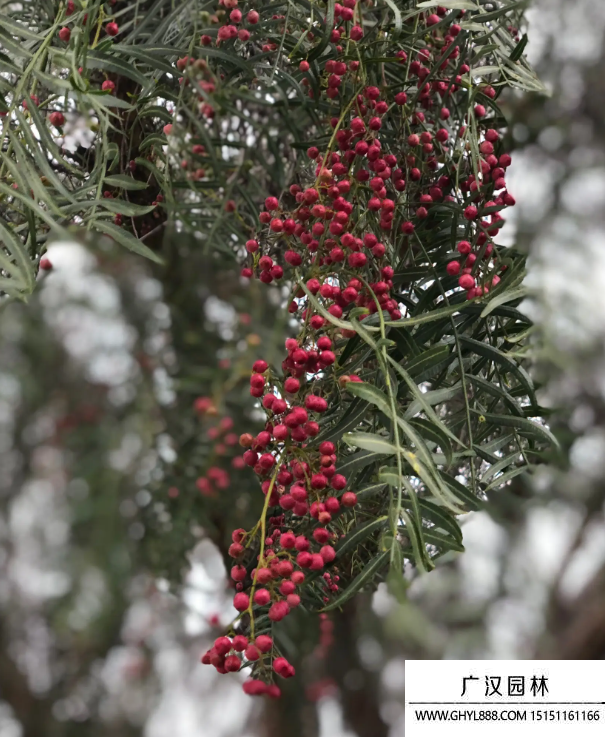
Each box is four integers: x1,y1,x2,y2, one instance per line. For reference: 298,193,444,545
191,2,526,697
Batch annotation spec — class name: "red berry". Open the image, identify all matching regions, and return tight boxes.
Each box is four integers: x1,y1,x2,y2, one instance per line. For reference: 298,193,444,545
269,601,290,621
233,593,249,611
253,588,271,606
244,645,260,661
459,274,475,290
225,655,240,672
255,635,273,653
214,636,232,656
49,111,65,128
232,635,248,651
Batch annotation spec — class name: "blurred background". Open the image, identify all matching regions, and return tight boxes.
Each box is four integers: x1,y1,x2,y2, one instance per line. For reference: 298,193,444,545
1,1,605,735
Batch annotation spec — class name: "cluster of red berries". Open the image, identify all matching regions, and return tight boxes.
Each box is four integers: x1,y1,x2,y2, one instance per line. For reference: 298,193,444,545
201,632,287,697
189,3,522,696
192,401,244,497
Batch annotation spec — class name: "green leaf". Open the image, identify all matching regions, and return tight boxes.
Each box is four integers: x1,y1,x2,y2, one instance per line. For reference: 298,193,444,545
439,472,484,511
0,183,70,239
112,44,178,75
93,221,164,264
387,354,461,447
409,418,453,466
386,564,408,603
405,344,451,378
321,551,388,611
472,410,560,450
481,451,524,484
399,507,433,572
87,92,135,111
379,466,402,487
415,498,463,544
417,0,478,7
470,65,501,76
337,449,388,477
308,0,335,62
484,464,537,492
344,431,398,456
345,382,392,416
104,174,150,191
0,28,33,58
383,0,402,32
404,383,461,420
356,483,387,502
460,336,536,406
480,286,528,317
336,516,388,558
87,51,149,88
99,201,157,217
317,397,370,444
0,18,44,41
391,327,421,358
419,529,465,553
0,219,35,299
476,0,529,23
385,301,472,329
